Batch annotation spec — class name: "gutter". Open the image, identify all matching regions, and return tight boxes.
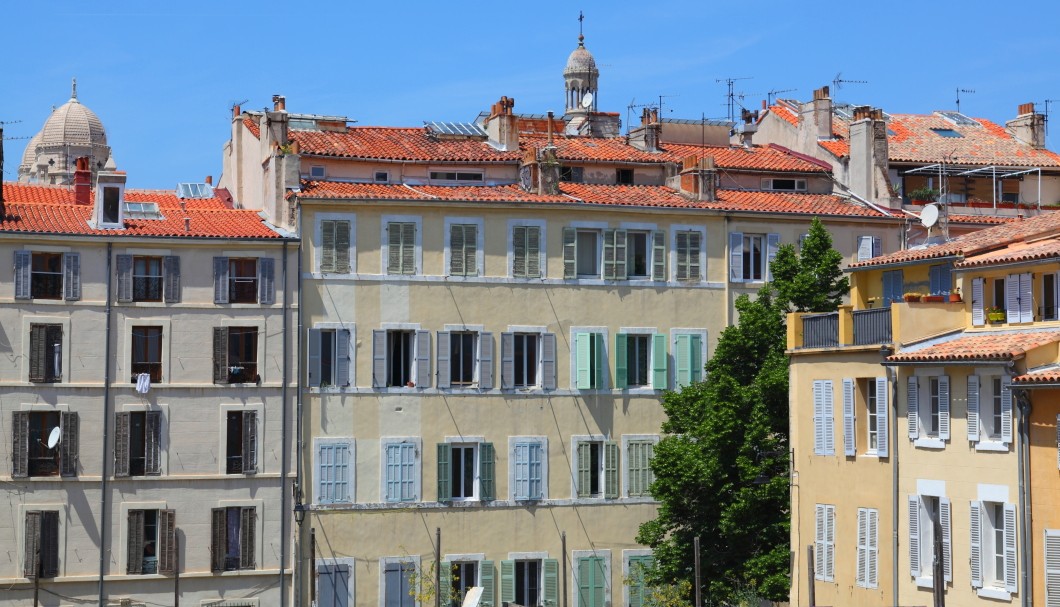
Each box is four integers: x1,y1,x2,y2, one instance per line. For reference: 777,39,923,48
1010,361,1032,607
844,255,962,273
884,357,1025,367
98,243,113,605
954,255,1060,273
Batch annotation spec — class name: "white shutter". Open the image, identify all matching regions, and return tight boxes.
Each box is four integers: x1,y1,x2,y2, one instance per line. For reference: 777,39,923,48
813,381,825,455
867,509,878,588
938,375,951,440
941,497,952,582
875,377,889,458
857,509,868,586
909,496,921,576
435,331,451,389
969,501,982,588
729,232,744,282
857,236,873,262
1001,376,1013,444
972,278,985,326
1004,503,1018,593
908,376,920,439
823,380,835,455
478,332,493,390
967,375,980,442
1007,274,1020,323
1046,530,1060,607
415,330,431,388
814,504,825,580
336,329,351,387
1020,272,1034,323
843,378,856,456
500,332,515,389
766,233,780,281
825,505,835,581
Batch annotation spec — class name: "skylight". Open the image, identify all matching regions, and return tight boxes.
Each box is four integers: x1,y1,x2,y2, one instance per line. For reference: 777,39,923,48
124,201,164,220
177,183,213,199
931,128,963,138
937,111,980,127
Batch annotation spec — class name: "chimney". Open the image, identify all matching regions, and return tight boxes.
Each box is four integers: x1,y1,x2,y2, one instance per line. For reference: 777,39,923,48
485,96,519,151
1006,102,1046,149
680,155,716,202
812,86,833,139
272,95,286,112
184,217,191,233
848,106,891,205
629,108,663,153
232,104,241,119
74,156,92,206
736,109,758,148
205,175,213,186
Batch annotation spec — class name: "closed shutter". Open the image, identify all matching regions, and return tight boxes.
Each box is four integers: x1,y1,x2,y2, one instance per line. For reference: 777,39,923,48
318,442,350,504
938,375,951,440
321,220,337,272
1046,530,1060,607
114,412,131,477
628,556,653,607
525,226,541,278
1004,503,1018,593
436,331,451,389
450,224,465,276
875,377,889,458
941,497,952,582
967,375,981,442
415,330,431,388
499,560,515,604
577,442,592,498
334,220,351,273
541,333,557,390
464,225,477,277
729,232,744,282
651,230,665,281
479,560,495,607
690,334,703,383
372,330,387,388
436,443,451,503
116,254,134,302
604,441,618,499
28,324,46,383
239,506,256,569
1006,274,1020,323
883,270,905,307
1019,272,1033,323
14,251,31,300
652,334,667,389
163,255,181,303
908,496,921,576
213,257,229,304
60,411,78,477
210,508,226,572
385,444,400,501
242,411,257,474
578,557,605,607
576,332,592,390
40,511,58,578
24,511,41,577
857,236,874,262
843,378,856,456
12,411,29,478
675,335,691,387
687,231,703,280
969,501,982,588
127,509,145,574
813,381,825,455
479,332,494,390
213,327,229,384
867,509,878,587
145,411,161,475
480,442,495,501
825,505,835,581
543,558,559,607
1001,376,1013,444
765,233,780,281
908,376,920,439
675,231,690,281
628,441,654,497
439,561,452,602
602,229,622,280
814,505,825,580
387,223,402,273
563,227,577,278
500,332,515,389
614,333,628,388
307,329,322,388
336,329,351,387
156,509,175,575
63,253,80,300
593,333,605,390
823,381,835,455
258,258,275,305
971,277,985,326
856,509,867,585
401,223,416,274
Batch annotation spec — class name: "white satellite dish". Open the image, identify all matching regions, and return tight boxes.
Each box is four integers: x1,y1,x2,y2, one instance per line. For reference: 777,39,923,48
921,204,939,228
581,92,594,109
46,427,61,449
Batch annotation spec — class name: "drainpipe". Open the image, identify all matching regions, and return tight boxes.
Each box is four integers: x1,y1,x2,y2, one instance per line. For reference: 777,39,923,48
98,242,114,605
280,240,290,607
885,357,899,607
724,215,732,327
294,205,306,606
1012,368,1032,607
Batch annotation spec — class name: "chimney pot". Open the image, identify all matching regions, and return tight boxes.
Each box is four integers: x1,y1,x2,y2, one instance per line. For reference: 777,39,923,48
272,95,286,112
232,104,241,118
74,156,92,206
205,175,213,186
184,217,191,233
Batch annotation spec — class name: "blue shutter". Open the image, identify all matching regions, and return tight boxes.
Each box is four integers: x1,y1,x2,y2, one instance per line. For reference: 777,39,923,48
318,443,336,503
500,560,515,604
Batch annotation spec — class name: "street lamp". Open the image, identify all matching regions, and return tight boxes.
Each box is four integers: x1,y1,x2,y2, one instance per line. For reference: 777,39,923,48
293,502,306,526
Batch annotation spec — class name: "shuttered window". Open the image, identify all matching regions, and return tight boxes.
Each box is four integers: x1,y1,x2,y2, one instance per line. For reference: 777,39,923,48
384,442,417,502
882,270,904,307
213,327,259,384
1045,530,1060,607
29,323,63,383
575,332,606,390
437,331,492,389
213,257,273,304
814,504,835,581
1005,272,1034,324
627,440,655,497
856,508,878,588
320,220,352,274
513,441,544,500
317,562,351,607
627,555,654,607
910,495,951,581
114,411,162,477
14,410,78,478
131,326,163,383
576,441,618,499
512,225,542,278
675,230,702,281
387,222,417,275
616,333,665,389
929,263,953,296
501,559,558,607
23,510,59,578
210,506,256,572
224,410,257,475
813,380,835,455
449,223,478,277
577,556,606,607
602,229,628,280
843,378,856,456
317,441,353,504
127,509,176,575
856,235,882,262
674,334,703,387
308,328,352,388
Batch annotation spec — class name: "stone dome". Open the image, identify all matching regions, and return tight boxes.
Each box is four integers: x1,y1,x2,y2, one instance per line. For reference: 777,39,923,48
564,36,597,76
40,95,107,148
20,131,41,167
18,80,115,184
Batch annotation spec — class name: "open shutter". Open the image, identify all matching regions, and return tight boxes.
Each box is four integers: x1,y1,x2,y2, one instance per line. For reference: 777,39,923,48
439,561,452,600
12,411,29,478
479,560,495,607
127,509,145,574
1007,274,1020,323
825,506,836,580
577,442,592,497
652,230,666,281
60,411,78,477
372,330,387,388
525,226,541,278
479,332,494,390
593,333,605,389
436,443,451,503
675,232,689,280
24,511,41,577
909,496,921,576
690,334,703,383
843,378,856,456
576,332,592,389
500,560,515,604
114,412,131,477
971,277,985,326
464,225,478,277
765,233,780,281
969,501,982,588
543,558,559,607
145,411,161,475
240,506,256,569
14,251,31,300
163,256,181,303
336,329,351,387
652,334,667,389
28,325,46,383
500,332,515,389
40,511,58,578
813,381,825,455
603,229,616,280
334,220,351,273
242,411,257,474
1004,503,1018,593
867,509,878,587
450,224,465,276
1001,376,1013,444
213,327,228,384
688,231,702,280
967,375,980,442
613,229,627,279
415,330,431,388
307,329,322,388
729,232,744,282
675,335,691,387
213,257,229,304
321,220,336,272
908,376,920,439
1020,272,1034,323
563,227,577,278
541,333,557,390
158,509,176,574
823,380,835,455
873,236,882,258
614,333,628,388
63,253,81,300
480,442,495,501
814,505,825,579
875,377,889,458
116,254,134,302
210,508,226,572
941,497,952,582
436,331,451,389
258,258,275,305
938,375,951,440
604,441,618,499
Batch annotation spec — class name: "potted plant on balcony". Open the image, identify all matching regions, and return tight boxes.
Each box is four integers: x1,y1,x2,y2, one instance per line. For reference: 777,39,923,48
923,294,946,303
908,187,940,204
904,292,923,302
987,307,1006,323
949,287,962,303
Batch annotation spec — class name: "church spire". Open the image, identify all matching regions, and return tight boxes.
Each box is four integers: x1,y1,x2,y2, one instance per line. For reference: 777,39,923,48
578,11,585,47
71,77,77,101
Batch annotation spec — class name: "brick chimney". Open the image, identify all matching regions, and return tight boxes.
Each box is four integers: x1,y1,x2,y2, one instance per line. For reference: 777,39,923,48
812,86,833,139
485,96,519,151
628,108,662,153
1006,102,1046,149
679,155,716,202
74,156,92,206
205,175,213,186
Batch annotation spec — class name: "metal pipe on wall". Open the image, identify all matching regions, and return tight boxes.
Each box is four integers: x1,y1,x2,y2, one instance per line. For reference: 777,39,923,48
294,207,306,606
280,240,290,607
886,361,900,607
98,242,114,605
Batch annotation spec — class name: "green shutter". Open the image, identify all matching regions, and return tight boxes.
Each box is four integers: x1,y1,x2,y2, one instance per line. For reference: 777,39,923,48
543,558,560,607
652,333,667,389
563,227,577,279
690,334,703,382
603,229,616,280
578,558,593,607
577,442,592,497
593,333,605,389
614,333,628,388
437,443,451,503
439,561,452,603
500,560,515,604
479,560,495,607
480,442,495,501
675,334,691,386
321,220,336,272
576,332,592,389
628,556,654,607
604,441,619,499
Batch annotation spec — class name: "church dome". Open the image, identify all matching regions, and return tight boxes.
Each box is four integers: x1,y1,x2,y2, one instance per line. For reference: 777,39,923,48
564,37,597,76
20,131,41,167
39,94,107,148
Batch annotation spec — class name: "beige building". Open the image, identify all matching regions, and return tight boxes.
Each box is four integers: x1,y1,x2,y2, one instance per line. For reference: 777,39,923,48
0,163,297,606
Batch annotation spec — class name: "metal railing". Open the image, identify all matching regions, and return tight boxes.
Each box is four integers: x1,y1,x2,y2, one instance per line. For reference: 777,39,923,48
802,312,839,348
852,307,892,345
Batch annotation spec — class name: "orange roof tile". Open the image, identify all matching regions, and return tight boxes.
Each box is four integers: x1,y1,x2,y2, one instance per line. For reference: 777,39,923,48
299,180,570,203
887,330,1060,363
948,213,1015,225
956,238,1060,268
766,103,799,127
290,127,520,163
243,116,260,138
1013,369,1060,385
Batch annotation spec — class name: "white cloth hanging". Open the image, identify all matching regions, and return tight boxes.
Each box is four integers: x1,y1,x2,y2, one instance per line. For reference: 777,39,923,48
136,373,151,394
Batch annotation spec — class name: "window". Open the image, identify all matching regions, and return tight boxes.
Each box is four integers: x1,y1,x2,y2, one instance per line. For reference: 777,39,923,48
515,560,540,607
387,222,417,275
116,255,180,303
308,327,352,388
448,223,479,277
115,411,161,477
931,128,963,138
575,555,608,607
928,378,942,436
882,270,904,307
626,555,654,607
511,440,546,500
225,410,258,474
1045,273,1058,321
502,331,557,390
384,441,418,502
319,220,352,274
989,378,1006,440
675,230,702,281
374,171,389,183
512,225,542,278
210,506,256,571
1005,272,1033,323
429,171,483,183
864,378,888,456
373,329,430,388
127,509,175,574
102,186,121,224
569,228,665,281
967,375,1012,446
133,256,162,301
14,251,81,301
562,228,600,278
729,232,779,283
23,510,59,579
213,257,274,305
856,235,882,262
499,559,559,607
317,561,352,607
626,440,655,497
673,333,704,388
575,440,618,499
908,375,950,444
574,331,606,389
761,178,807,191
11,411,78,478
994,277,1007,311
856,508,878,588
310,165,326,179
743,234,763,281
626,231,649,278
616,168,634,185
441,561,484,607
561,166,584,183
316,440,353,504
971,501,1017,595
616,333,666,389
29,323,63,383
213,327,259,384
928,263,952,296
437,442,494,502
813,380,835,456
909,495,951,583
437,330,492,389
131,326,163,383
384,561,416,607
814,504,835,582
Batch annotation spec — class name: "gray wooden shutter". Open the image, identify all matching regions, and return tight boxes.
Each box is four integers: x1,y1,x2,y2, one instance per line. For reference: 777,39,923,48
576,442,591,497
258,258,275,305
541,333,557,390
967,375,980,442
12,411,29,478
213,257,229,304
875,377,889,458
857,236,873,262
941,497,952,581
500,332,515,389
114,412,131,477
213,327,228,384
24,511,41,577
116,254,134,302
450,224,465,276
603,229,616,280
321,220,337,272
938,375,951,440
60,411,78,477
127,509,145,574
401,223,416,274
971,277,985,326
604,441,619,499
336,329,351,387
307,329,322,388
415,330,431,388
766,233,780,281
372,330,387,388
969,501,982,588
563,227,577,278
479,332,494,390
729,232,744,282
512,226,527,277
526,226,541,277
145,411,162,475
239,506,256,569
480,442,495,501
675,231,689,281
158,509,176,574
907,376,919,439
210,508,226,572
687,231,702,280
40,511,59,578
163,256,181,303
28,324,46,383
335,220,351,273
1006,274,1020,323
436,331,451,389
436,443,451,503
242,411,257,474
63,253,81,301
652,230,666,281
14,251,31,300
387,222,401,273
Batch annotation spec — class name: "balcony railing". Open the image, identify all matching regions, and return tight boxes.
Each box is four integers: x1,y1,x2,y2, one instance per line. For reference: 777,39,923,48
802,312,839,348
852,307,892,345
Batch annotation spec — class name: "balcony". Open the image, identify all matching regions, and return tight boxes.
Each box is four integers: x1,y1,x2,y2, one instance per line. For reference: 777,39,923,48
852,307,892,345
788,301,966,351
802,313,839,348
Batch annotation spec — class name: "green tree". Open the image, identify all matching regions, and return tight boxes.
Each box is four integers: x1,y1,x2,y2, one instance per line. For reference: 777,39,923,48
769,217,849,312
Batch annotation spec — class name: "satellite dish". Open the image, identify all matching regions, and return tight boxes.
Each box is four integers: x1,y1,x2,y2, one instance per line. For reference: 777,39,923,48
46,427,61,449
581,92,594,109
921,204,939,228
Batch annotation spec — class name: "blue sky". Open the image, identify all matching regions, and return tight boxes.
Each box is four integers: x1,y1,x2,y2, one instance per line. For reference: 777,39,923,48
4,0,1060,189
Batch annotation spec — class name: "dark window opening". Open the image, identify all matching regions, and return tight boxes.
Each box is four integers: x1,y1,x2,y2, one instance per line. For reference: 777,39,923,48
576,231,599,277
514,333,538,388
450,562,477,607
994,278,1007,311
616,168,634,185
931,128,963,138
450,332,476,386
228,258,258,303
430,171,483,182
133,256,163,301
131,326,163,382
31,253,63,300
1045,274,1057,320
227,327,258,383
742,234,764,281
515,560,541,607
28,412,61,477
129,412,148,476
387,330,415,387
375,171,389,183
103,186,121,224
225,507,242,570
320,330,336,387
628,232,649,277
140,509,159,574
29,323,62,383
588,442,602,496
451,445,476,499
626,335,651,387
561,166,584,183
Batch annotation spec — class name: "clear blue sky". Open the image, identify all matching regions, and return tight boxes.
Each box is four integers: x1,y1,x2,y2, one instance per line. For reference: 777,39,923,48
4,0,1060,189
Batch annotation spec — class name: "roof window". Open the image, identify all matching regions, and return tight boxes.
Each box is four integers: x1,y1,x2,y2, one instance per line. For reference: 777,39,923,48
177,183,213,199
124,202,164,220
931,128,963,138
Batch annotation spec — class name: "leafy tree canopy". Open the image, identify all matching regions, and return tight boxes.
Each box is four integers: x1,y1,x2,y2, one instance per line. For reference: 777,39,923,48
769,217,850,313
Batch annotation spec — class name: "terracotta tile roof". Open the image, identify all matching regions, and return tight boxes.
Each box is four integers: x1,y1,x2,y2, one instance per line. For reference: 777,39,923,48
0,182,282,239
298,181,571,203
243,117,260,138
766,103,799,127
290,127,520,162
888,330,1060,363
522,136,666,163
948,213,1015,225
660,143,829,173
956,237,1060,268
704,190,886,217
1013,369,1060,385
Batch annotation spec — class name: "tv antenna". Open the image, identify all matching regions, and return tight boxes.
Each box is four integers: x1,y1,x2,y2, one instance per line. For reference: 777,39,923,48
832,72,868,91
955,88,975,114
1044,99,1058,136
1,120,29,216
716,76,752,123
767,88,797,106
229,98,249,113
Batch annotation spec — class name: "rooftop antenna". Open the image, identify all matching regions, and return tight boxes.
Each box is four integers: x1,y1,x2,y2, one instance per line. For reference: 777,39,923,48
1044,99,1058,137
767,88,797,106
0,119,28,218
658,93,679,120
832,72,868,91
956,88,975,114
716,76,753,123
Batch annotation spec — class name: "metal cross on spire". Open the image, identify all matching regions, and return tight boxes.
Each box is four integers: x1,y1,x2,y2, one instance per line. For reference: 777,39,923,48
71,77,77,100
578,11,585,45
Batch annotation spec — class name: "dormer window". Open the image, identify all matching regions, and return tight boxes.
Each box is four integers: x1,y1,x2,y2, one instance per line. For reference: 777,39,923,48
761,178,807,192
94,172,127,229
429,170,483,185
102,187,121,224
310,165,326,179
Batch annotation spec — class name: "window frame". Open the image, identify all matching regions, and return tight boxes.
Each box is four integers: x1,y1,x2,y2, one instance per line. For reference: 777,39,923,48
30,251,65,300
908,372,949,448
219,404,261,475
437,328,490,389
314,437,354,505
508,436,548,501
315,214,355,275
761,177,807,192
856,507,878,588
671,225,706,283
21,508,61,579
508,219,547,279
671,329,707,388
309,165,326,179
444,217,484,278
210,502,261,573
227,258,259,304
428,170,484,185
379,556,419,607
130,325,164,383
308,323,355,390
572,436,619,500
570,327,609,390
28,322,64,383
622,435,659,498
910,488,952,587
381,437,421,503
381,215,422,276
114,408,165,477
316,556,356,607
616,329,667,391
131,255,164,302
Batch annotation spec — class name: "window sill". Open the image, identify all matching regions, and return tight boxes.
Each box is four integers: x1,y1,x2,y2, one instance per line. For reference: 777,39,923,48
975,441,1010,452
914,437,946,450
915,575,935,589
977,586,1011,601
